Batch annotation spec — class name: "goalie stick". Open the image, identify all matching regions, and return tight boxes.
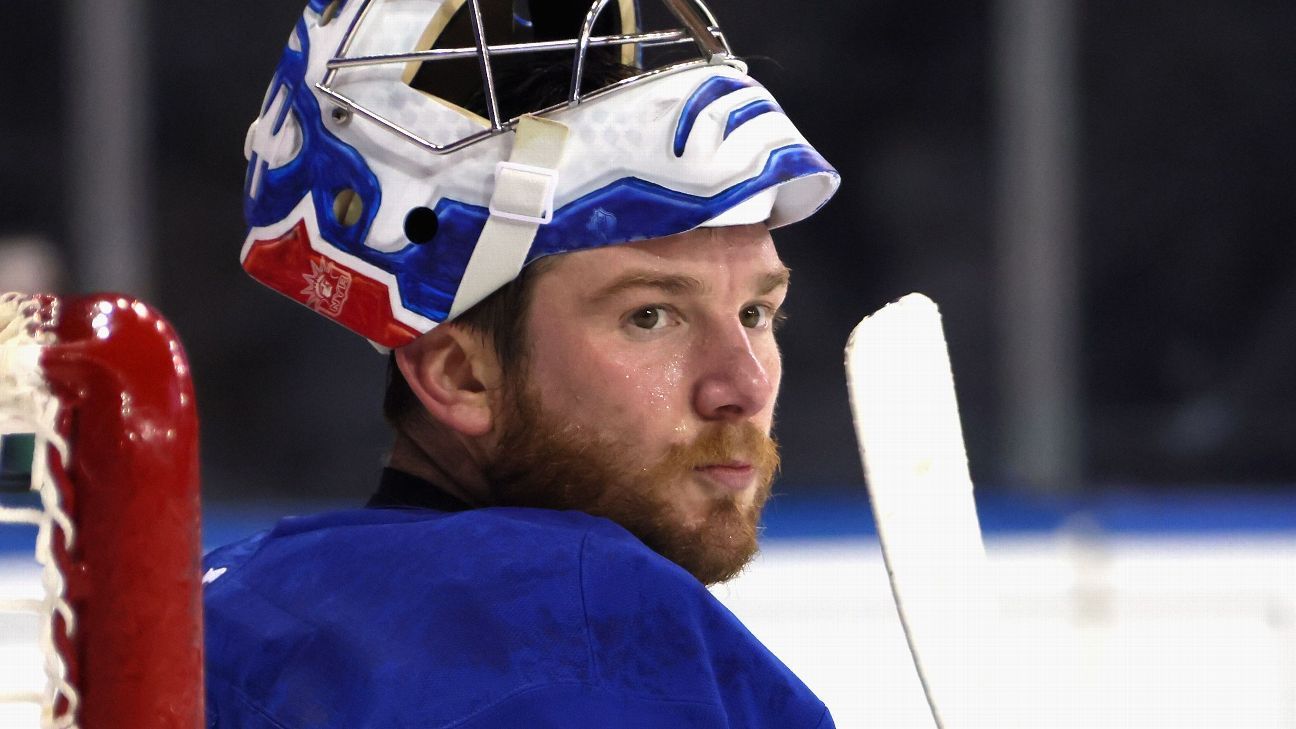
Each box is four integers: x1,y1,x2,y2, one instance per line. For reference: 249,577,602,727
845,293,1004,729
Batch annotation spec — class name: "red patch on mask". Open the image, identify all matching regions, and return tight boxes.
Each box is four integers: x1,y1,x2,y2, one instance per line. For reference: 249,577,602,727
243,220,419,348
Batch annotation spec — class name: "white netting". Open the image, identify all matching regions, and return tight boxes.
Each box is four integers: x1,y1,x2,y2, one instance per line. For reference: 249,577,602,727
0,293,79,729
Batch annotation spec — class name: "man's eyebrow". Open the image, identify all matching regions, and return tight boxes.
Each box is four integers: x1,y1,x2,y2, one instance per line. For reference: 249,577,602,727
757,267,791,295
587,272,708,302
587,266,790,303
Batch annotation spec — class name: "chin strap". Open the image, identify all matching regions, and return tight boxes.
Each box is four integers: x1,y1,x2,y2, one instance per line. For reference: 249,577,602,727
448,115,570,320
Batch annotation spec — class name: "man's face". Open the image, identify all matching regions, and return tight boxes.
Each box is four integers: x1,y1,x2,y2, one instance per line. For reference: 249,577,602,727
484,224,787,584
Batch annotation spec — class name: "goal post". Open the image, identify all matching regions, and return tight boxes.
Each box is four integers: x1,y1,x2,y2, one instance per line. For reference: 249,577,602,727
0,292,203,729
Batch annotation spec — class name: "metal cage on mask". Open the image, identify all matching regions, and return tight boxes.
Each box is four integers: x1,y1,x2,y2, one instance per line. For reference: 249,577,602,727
315,0,738,155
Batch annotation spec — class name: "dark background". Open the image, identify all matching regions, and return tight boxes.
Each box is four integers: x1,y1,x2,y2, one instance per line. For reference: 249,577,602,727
3,2,1294,503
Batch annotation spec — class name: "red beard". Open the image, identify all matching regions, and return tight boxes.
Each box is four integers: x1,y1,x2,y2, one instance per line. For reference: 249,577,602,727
485,382,779,585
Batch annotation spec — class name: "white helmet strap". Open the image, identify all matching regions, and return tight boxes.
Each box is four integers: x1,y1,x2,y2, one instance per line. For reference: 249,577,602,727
448,115,570,319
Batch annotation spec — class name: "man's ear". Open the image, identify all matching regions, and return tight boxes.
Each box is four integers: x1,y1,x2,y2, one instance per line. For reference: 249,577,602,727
395,326,503,438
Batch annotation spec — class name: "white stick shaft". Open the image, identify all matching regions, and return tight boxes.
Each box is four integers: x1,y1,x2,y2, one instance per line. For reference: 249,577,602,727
845,293,1001,729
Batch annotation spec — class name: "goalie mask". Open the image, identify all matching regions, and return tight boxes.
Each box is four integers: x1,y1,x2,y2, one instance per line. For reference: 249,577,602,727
241,0,840,348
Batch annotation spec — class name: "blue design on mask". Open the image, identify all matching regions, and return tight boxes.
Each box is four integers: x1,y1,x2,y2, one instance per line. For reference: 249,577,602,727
533,144,835,256
243,10,475,324
723,99,783,139
422,144,837,318
243,17,381,254
672,75,756,157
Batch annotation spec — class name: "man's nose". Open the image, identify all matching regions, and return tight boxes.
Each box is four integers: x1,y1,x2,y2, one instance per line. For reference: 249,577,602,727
692,328,775,421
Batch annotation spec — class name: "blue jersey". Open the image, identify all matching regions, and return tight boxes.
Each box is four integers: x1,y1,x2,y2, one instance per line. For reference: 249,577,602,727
203,503,834,728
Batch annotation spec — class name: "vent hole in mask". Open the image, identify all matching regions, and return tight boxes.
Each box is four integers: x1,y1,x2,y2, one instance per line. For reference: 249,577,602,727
404,207,440,244
333,188,364,227
321,0,341,26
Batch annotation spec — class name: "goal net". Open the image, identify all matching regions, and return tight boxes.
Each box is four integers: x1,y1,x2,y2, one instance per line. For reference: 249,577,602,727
0,293,202,729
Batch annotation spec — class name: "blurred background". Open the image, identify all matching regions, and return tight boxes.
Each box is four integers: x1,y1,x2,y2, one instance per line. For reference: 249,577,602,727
4,1,1295,503
2,2,1295,726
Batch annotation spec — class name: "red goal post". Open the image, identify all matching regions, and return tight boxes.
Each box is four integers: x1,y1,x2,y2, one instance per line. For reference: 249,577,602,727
0,293,203,729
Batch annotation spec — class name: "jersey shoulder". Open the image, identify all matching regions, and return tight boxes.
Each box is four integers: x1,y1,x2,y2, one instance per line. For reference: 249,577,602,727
204,506,828,728
204,507,610,727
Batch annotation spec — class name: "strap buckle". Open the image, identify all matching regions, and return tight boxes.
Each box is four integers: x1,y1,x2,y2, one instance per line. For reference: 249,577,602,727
489,161,559,225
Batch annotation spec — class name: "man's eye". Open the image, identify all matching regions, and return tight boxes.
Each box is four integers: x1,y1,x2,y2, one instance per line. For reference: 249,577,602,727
629,306,671,330
740,305,775,329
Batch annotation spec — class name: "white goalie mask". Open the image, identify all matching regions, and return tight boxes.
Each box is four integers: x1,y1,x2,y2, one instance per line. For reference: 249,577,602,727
242,0,840,348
